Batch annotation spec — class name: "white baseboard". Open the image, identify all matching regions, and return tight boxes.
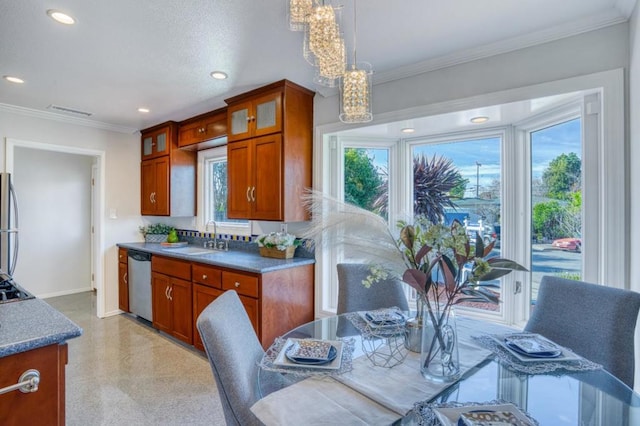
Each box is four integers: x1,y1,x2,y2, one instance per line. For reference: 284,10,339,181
39,287,93,299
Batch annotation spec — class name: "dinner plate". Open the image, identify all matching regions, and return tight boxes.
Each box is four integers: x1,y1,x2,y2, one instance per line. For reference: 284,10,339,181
286,344,337,365
504,341,562,358
273,338,344,370
432,403,534,426
490,333,581,363
358,309,407,328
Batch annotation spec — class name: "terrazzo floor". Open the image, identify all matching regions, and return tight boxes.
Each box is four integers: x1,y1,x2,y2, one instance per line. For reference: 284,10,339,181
45,291,225,425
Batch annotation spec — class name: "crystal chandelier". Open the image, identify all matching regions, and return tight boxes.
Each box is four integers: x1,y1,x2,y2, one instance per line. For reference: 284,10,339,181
305,3,345,87
288,0,312,31
339,0,372,123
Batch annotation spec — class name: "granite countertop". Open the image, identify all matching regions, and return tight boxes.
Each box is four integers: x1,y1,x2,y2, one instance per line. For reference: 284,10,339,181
0,298,82,358
117,242,315,274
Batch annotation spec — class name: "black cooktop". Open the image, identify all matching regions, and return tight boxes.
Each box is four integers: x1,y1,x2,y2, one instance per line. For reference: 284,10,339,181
0,274,34,303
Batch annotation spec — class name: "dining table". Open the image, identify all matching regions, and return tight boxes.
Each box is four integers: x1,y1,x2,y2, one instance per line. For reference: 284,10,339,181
250,311,640,425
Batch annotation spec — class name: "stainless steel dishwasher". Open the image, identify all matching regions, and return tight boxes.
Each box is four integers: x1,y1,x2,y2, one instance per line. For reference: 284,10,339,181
127,249,152,322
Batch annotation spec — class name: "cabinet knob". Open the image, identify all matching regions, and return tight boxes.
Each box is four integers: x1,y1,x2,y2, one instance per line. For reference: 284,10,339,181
234,282,240,288
202,274,207,280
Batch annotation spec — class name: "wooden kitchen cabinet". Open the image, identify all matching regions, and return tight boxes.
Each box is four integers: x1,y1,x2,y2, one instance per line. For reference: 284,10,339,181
192,263,223,351
225,80,314,222
227,134,282,220
141,125,171,160
192,283,223,351
227,90,282,142
151,256,193,344
178,107,227,149
0,343,68,426
140,121,196,217
118,248,129,312
141,157,169,215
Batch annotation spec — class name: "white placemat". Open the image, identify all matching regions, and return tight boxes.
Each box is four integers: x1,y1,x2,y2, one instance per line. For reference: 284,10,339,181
250,376,400,425
333,338,491,415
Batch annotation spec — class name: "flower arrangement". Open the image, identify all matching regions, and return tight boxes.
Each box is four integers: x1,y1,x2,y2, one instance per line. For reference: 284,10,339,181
256,232,301,259
256,232,300,250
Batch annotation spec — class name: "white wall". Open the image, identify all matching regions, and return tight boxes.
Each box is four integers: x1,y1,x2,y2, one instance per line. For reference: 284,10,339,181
315,23,629,127
0,109,141,316
13,148,93,297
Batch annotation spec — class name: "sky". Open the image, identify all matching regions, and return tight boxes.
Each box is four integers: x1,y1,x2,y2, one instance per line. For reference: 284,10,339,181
364,117,581,198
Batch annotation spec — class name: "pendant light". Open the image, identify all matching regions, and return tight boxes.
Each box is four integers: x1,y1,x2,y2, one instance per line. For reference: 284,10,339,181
288,0,312,31
339,0,372,123
305,2,345,87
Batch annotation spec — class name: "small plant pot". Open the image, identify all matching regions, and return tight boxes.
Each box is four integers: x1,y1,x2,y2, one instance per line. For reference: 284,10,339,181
259,246,296,259
145,234,168,243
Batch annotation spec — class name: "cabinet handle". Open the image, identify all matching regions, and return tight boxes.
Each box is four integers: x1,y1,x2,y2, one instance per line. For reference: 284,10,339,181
234,282,240,288
246,186,251,202
168,287,173,301
250,116,256,122
202,274,207,280
165,286,169,299
0,369,40,395
123,273,128,284
251,186,256,202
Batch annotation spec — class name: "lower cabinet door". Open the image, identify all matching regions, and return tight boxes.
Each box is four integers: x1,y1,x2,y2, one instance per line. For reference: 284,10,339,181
238,294,259,339
151,273,172,334
192,284,223,351
171,278,193,344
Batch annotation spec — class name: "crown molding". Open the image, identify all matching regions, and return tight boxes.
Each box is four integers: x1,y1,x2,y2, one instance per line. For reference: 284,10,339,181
372,9,628,87
0,103,139,134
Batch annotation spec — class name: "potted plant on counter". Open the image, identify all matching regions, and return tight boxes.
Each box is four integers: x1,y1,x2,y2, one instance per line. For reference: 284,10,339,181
139,224,175,243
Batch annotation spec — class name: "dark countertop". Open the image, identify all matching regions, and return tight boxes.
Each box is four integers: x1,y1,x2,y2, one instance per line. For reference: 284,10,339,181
117,242,315,274
0,298,82,358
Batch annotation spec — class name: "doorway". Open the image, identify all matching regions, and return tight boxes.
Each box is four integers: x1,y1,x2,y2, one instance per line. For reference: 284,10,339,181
5,138,105,317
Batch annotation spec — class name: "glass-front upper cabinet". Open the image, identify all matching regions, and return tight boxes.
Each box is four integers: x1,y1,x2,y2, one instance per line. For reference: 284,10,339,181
227,91,282,142
141,125,171,160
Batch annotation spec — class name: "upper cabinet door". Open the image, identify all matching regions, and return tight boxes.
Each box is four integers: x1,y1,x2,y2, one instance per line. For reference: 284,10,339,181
141,127,171,160
227,91,282,142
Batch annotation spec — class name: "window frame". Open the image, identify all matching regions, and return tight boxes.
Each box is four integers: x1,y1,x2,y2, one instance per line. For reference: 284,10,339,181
197,146,250,236
312,70,625,325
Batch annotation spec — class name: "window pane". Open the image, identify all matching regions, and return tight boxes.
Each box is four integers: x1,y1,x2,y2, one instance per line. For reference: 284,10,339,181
343,147,389,219
208,158,247,225
413,137,502,314
530,118,582,308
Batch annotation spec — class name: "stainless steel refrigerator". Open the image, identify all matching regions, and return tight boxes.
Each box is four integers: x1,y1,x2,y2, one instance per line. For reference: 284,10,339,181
0,173,19,275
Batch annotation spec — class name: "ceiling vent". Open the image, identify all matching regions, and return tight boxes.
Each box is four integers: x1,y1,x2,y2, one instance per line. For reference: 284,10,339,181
47,104,93,117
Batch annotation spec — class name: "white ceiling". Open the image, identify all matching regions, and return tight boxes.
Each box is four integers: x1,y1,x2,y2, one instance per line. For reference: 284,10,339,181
0,0,635,133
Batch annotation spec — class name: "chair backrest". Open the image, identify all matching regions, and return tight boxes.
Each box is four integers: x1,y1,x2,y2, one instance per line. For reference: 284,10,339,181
336,263,410,314
196,290,263,426
524,275,640,388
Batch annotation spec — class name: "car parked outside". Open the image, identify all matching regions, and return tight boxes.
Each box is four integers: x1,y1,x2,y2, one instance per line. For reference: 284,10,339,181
551,237,581,252
465,222,494,245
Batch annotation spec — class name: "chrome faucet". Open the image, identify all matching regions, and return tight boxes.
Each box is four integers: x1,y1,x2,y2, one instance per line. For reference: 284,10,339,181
204,220,228,251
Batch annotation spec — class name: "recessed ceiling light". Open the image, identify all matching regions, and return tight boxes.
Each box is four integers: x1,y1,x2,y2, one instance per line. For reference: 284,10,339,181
470,116,489,124
138,108,150,113
401,127,415,133
47,9,75,25
3,76,24,84
210,71,228,80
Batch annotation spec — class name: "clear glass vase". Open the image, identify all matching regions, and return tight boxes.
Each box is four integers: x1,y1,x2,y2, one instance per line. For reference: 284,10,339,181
420,303,460,382
404,296,425,352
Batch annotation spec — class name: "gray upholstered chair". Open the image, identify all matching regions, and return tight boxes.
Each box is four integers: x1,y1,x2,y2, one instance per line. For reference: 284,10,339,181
336,263,409,314
524,275,640,388
196,290,272,426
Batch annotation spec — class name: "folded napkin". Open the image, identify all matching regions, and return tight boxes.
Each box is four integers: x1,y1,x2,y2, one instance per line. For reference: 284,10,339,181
250,376,400,426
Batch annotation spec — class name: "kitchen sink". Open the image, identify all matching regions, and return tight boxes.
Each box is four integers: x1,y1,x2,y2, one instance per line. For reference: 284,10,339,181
161,246,223,256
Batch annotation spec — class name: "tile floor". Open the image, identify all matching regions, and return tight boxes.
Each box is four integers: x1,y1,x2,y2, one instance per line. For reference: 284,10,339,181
46,291,225,425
